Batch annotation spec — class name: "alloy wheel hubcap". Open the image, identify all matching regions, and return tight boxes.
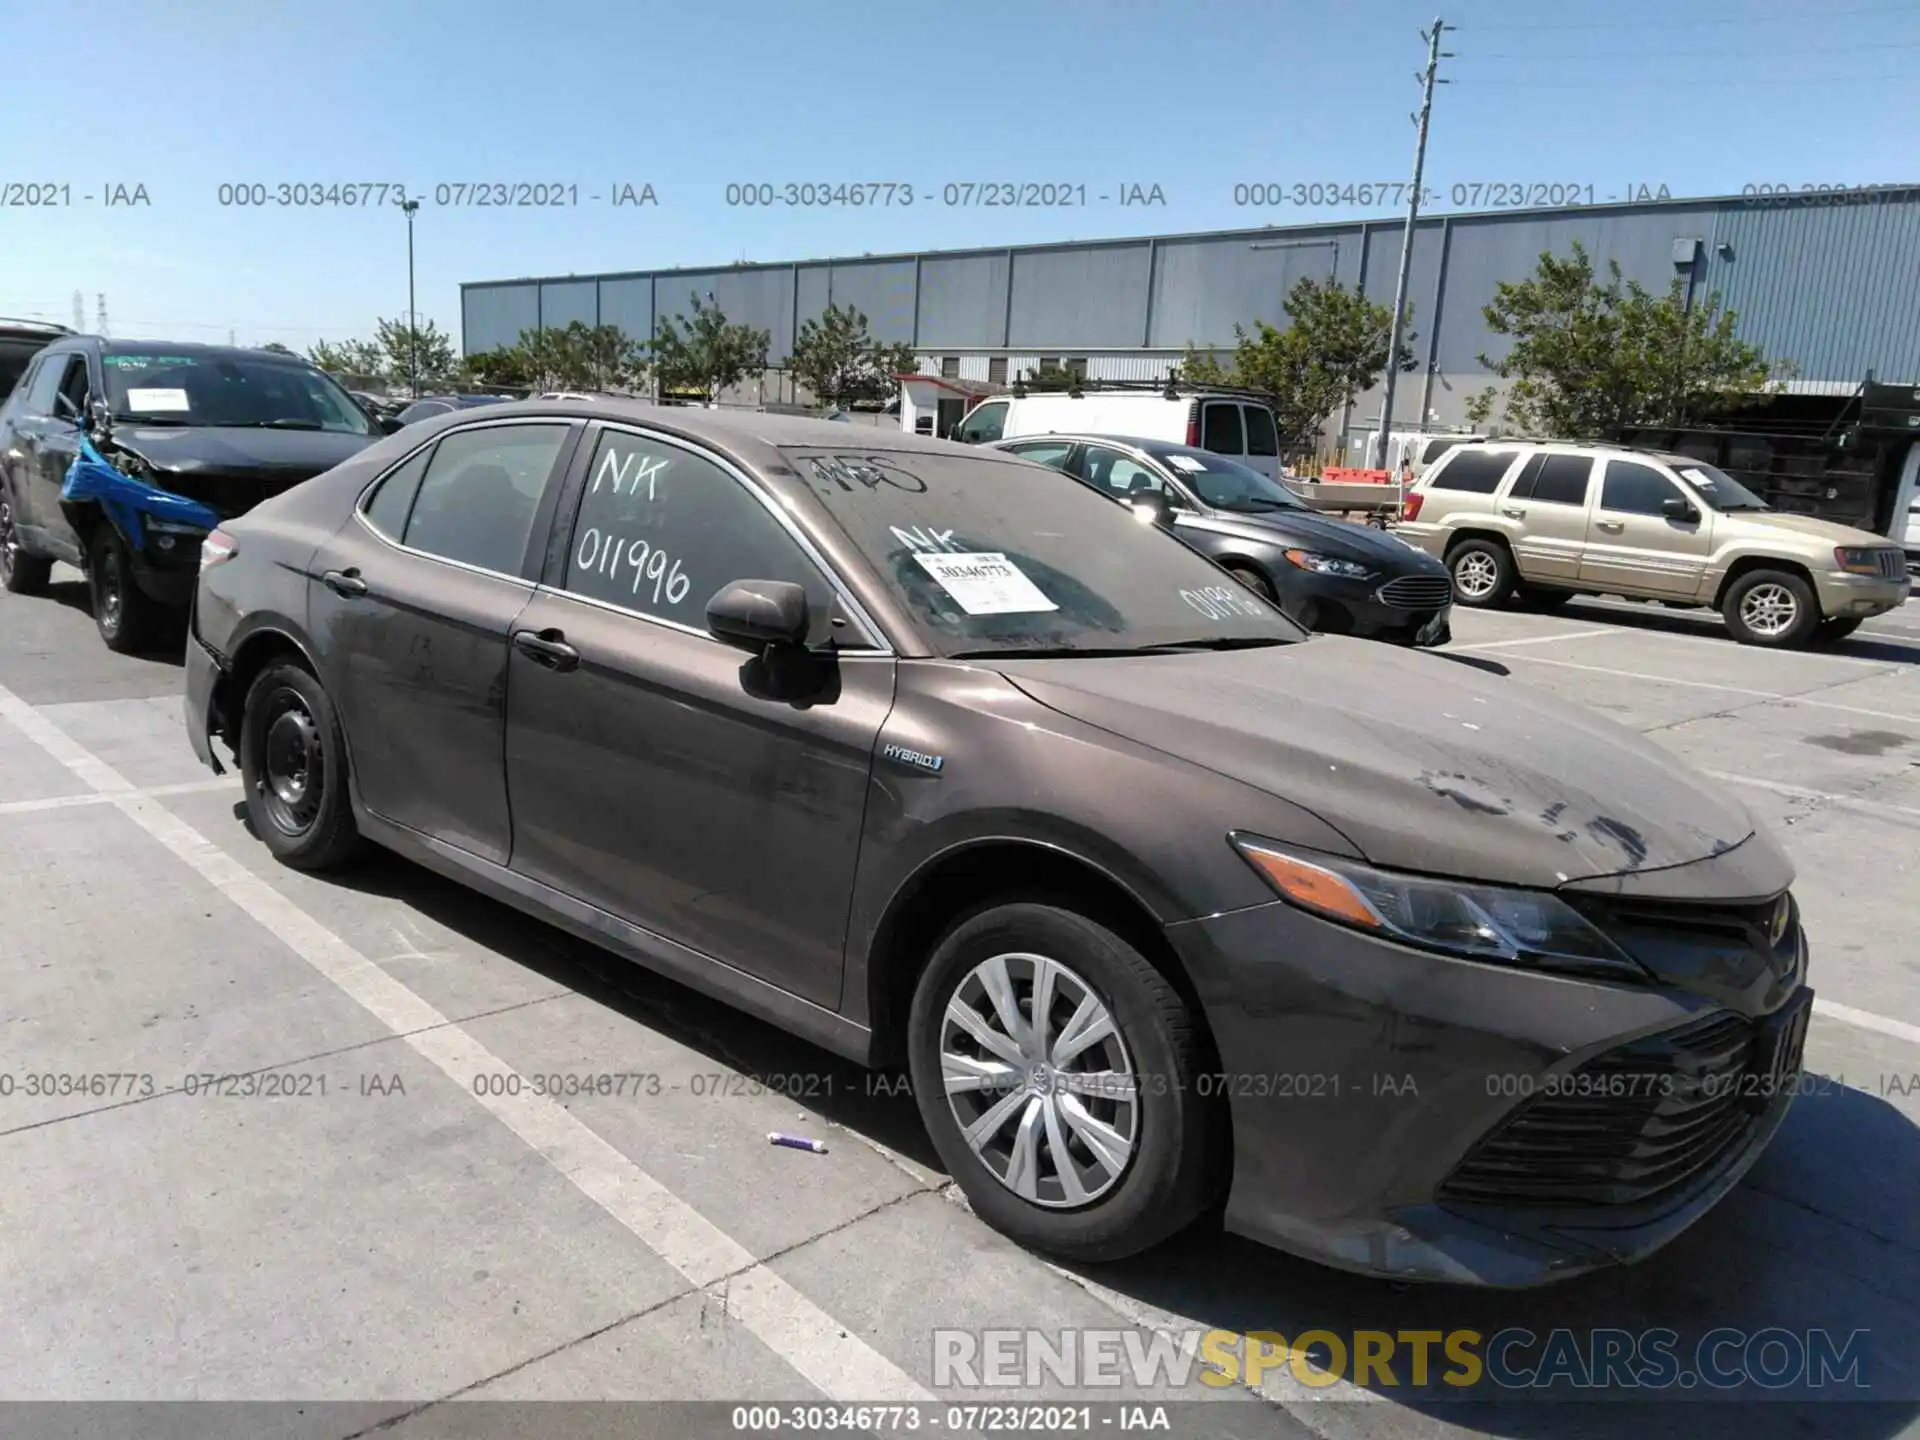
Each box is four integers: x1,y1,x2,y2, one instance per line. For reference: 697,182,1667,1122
939,952,1138,1208
98,565,121,628
1454,552,1498,598
1741,583,1798,637
0,499,14,579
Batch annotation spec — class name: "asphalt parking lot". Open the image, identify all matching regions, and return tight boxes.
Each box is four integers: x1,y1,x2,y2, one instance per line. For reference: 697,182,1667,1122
1,563,1916,1439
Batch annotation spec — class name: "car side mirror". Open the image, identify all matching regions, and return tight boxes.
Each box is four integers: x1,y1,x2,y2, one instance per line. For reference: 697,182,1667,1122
1661,497,1699,522
707,579,810,652
1130,493,1175,529
379,415,403,435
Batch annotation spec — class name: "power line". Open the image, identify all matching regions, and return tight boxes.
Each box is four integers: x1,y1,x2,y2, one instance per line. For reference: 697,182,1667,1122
1461,67,1920,87
1464,0,1920,30
1474,37,1920,59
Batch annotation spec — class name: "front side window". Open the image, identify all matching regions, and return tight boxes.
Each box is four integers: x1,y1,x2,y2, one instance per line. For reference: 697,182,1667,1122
954,401,1007,444
100,350,377,434
402,423,569,574
1004,441,1074,470
1243,405,1279,457
1201,402,1245,455
1600,460,1683,517
782,445,1306,657
23,354,69,415
1080,446,1170,501
1429,450,1516,493
564,429,839,642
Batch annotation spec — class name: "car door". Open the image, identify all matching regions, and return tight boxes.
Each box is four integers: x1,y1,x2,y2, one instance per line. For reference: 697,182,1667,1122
1501,452,1595,584
24,353,93,550
1577,457,1712,598
502,423,897,1007
1,356,54,533
307,419,581,863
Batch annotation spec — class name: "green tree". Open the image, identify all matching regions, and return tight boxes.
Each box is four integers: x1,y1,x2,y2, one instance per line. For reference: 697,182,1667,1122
258,341,295,356
1215,278,1414,455
787,303,913,409
1177,345,1232,386
376,315,458,391
1476,241,1785,436
460,344,534,389
647,291,770,403
307,337,388,382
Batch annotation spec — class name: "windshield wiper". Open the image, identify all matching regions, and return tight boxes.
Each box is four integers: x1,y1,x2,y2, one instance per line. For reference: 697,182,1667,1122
216,419,326,430
1134,636,1293,652
112,414,189,426
948,636,1292,660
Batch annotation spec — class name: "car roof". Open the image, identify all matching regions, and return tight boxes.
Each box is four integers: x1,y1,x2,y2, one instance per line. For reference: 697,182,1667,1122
90,339,320,365
997,432,1162,452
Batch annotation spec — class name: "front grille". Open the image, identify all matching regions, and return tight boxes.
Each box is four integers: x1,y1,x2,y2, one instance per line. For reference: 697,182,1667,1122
1874,548,1906,581
158,470,312,520
1439,998,1806,1208
1376,574,1454,610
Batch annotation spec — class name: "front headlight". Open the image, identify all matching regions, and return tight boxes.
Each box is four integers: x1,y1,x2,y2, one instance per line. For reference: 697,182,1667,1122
1231,835,1646,980
1833,546,1887,576
145,518,211,537
1281,549,1373,580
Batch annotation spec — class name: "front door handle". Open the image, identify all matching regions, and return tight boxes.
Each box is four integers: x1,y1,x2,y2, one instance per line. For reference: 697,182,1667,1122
1500,506,1526,519
1595,520,1625,533
322,568,368,597
512,628,580,672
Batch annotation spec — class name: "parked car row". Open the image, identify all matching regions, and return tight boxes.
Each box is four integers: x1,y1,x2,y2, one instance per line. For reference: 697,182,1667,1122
169,397,1817,1285
1397,440,1909,647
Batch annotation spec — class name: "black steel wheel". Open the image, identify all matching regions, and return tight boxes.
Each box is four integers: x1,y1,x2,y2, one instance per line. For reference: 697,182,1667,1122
88,526,156,652
239,661,364,870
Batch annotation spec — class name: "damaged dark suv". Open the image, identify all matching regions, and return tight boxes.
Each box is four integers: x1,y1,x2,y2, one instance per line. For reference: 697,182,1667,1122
0,338,388,651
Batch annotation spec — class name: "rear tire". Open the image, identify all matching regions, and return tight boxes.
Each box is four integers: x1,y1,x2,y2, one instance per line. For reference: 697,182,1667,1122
1446,538,1516,608
239,661,365,871
1722,569,1818,648
0,483,52,595
88,526,157,653
907,901,1219,1262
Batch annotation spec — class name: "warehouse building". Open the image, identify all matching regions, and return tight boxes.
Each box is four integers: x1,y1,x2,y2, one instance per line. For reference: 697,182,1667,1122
461,187,1920,457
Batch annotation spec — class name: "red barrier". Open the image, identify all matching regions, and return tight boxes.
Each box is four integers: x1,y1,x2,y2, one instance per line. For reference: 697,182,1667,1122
1317,467,1394,485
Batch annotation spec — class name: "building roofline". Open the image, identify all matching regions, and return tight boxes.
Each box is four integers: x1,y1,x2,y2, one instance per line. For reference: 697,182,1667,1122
461,186,1920,293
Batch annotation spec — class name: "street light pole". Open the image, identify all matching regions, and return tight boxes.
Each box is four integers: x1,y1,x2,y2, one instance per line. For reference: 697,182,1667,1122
1373,18,1451,470
401,198,421,398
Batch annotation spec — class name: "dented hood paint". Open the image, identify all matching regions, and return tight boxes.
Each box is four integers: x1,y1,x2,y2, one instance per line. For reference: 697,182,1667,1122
110,425,376,480
995,637,1756,888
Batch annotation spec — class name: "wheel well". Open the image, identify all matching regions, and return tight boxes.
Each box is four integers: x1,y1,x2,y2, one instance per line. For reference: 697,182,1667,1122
1712,555,1817,611
864,841,1217,1072
1443,527,1510,558
215,630,313,750
61,500,106,557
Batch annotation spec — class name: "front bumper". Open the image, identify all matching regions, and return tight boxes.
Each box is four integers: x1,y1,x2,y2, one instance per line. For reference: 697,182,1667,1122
184,625,227,774
1812,571,1909,618
1165,898,1809,1287
1279,571,1453,647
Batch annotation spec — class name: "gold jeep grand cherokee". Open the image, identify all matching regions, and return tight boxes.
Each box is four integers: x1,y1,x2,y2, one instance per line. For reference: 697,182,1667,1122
1397,442,1910,647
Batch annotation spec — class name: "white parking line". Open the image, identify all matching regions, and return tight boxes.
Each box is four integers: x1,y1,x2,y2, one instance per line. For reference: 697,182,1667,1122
1496,654,1919,725
1813,999,1920,1049
1453,628,1615,651
0,777,239,816
1703,771,1920,823
0,683,931,1405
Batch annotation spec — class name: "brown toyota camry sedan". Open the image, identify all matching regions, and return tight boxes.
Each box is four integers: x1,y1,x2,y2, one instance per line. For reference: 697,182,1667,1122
184,403,1812,1287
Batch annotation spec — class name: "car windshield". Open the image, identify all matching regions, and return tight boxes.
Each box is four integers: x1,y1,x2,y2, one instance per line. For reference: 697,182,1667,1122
1147,446,1305,512
781,446,1308,657
1676,462,1769,512
101,351,378,435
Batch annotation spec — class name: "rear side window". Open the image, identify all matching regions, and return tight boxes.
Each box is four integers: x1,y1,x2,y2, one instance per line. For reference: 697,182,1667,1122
1005,440,1075,470
1600,461,1681,516
1243,406,1278,457
402,423,570,574
1201,403,1245,454
1420,438,1464,465
1428,450,1514,493
362,446,433,540
1533,455,1594,507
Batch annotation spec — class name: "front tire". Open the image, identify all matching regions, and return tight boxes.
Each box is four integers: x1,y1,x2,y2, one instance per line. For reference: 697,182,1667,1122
239,661,365,870
1224,564,1276,603
1813,616,1864,646
907,901,1218,1262
1722,569,1818,648
0,484,52,595
88,526,157,652
1447,538,1516,608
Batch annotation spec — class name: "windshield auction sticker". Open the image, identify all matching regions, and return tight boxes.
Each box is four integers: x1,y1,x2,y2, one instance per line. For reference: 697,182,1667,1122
914,552,1057,615
124,388,191,411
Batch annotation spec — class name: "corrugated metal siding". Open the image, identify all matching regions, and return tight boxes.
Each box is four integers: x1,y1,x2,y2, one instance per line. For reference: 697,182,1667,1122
597,278,653,346
652,268,797,361
1707,196,1920,384
463,283,538,354
1149,228,1362,348
918,253,1009,348
1008,245,1152,349
815,260,917,342
539,281,597,331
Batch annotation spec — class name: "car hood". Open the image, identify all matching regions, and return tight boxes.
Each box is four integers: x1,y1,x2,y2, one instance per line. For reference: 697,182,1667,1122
1182,509,1447,571
110,425,377,480
1724,510,1899,549
994,637,1756,888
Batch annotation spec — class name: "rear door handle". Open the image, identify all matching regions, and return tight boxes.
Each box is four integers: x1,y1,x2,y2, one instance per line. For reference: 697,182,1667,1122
512,628,580,672
322,568,368,597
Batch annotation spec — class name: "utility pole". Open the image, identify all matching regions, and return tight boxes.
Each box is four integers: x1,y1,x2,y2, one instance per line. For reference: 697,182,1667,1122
96,294,108,338
71,291,84,331
402,198,421,397
1372,17,1451,469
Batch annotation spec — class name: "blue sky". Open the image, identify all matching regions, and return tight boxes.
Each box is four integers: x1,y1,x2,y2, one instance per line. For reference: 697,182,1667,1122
3,0,1917,354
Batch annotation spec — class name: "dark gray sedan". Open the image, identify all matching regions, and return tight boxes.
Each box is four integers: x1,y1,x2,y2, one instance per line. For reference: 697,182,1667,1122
182,401,1811,1285
991,433,1455,646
